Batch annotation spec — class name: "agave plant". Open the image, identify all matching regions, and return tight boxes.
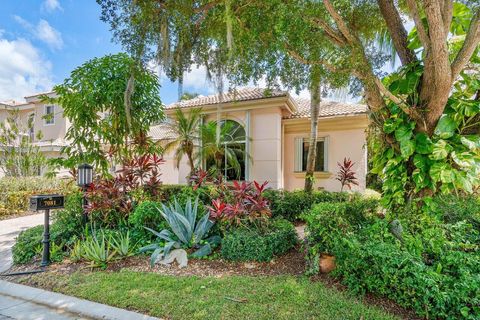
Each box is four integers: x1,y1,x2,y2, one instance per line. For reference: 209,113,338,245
141,197,220,266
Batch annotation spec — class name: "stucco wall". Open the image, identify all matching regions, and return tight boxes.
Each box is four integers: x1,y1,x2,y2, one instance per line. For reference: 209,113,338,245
283,118,368,192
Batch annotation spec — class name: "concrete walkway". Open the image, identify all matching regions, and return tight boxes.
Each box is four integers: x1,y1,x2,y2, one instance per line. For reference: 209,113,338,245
0,214,44,274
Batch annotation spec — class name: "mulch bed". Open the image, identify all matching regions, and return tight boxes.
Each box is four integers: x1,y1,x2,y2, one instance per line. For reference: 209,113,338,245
3,247,422,320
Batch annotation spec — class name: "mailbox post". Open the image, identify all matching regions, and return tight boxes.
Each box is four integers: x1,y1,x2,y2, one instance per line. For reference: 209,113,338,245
30,194,65,267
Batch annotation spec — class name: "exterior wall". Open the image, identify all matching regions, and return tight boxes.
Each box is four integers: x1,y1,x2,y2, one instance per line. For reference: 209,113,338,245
283,116,368,192
249,107,283,188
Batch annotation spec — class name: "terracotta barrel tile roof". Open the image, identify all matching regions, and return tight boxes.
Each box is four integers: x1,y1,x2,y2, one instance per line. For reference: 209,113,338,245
286,97,368,119
166,87,287,109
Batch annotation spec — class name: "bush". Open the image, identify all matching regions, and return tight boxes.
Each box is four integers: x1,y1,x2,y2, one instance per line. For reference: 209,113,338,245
128,201,167,245
52,191,85,247
221,219,298,262
303,196,480,319
302,199,379,253
264,189,351,221
0,177,75,216
12,225,44,264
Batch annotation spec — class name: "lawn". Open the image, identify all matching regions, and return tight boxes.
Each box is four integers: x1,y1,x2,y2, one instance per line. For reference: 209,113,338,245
22,271,399,320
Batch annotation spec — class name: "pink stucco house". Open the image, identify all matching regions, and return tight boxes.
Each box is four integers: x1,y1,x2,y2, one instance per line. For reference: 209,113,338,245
151,88,369,192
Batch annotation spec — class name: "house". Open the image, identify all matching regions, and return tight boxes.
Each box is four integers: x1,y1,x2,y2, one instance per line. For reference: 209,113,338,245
151,88,369,192
0,88,369,192
0,92,69,176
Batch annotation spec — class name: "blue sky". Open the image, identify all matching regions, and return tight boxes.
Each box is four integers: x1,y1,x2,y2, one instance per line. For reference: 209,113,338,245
0,0,215,105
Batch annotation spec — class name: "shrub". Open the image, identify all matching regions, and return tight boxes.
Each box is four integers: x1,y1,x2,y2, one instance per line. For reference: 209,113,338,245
128,201,167,245
221,218,298,262
0,177,75,216
264,189,351,221
207,181,271,229
141,197,220,266
12,225,44,264
52,191,84,247
304,196,480,319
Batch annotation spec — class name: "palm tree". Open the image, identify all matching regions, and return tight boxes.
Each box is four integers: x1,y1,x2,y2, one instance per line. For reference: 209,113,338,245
200,120,250,180
160,107,202,177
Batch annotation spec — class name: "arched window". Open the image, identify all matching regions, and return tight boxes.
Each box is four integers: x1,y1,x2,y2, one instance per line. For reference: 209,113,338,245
205,119,246,181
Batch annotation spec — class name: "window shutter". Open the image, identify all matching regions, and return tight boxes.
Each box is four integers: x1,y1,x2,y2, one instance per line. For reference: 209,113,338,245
294,137,303,172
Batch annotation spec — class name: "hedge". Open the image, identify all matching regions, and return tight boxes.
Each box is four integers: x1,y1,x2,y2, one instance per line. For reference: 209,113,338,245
221,219,298,262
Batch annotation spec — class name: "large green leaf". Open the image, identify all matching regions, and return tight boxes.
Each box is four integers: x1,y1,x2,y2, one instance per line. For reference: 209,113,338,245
434,115,457,139
460,136,480,150
191,243,212,258
430,140,451,160
400,139,415,158
395,125,413,143
415,133,433,154
430,162,448,183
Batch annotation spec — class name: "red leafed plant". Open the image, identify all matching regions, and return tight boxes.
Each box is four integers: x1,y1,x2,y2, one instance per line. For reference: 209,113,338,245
85,153,164,227
206,180,271,229
336,157,359,191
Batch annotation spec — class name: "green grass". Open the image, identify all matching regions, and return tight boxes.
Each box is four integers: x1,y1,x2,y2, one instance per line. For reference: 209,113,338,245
25,271,399,320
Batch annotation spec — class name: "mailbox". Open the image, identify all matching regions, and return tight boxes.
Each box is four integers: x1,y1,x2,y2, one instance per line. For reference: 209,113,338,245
30,194,65,211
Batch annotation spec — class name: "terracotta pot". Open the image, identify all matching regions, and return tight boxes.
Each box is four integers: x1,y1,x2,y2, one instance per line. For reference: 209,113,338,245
319,254,336,273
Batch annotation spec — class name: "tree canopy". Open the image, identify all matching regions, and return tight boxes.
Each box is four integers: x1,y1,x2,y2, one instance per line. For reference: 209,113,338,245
98,0,480,206
48,53,164,174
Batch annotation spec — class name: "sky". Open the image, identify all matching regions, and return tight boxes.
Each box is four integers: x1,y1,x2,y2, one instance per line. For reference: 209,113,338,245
0,0,356,105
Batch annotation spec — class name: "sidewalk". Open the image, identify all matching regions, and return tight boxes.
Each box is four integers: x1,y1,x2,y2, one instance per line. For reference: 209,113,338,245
0,280,159,320
0,214,44,274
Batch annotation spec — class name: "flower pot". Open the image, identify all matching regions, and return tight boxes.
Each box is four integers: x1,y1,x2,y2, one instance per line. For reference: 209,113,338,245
319,254,336,273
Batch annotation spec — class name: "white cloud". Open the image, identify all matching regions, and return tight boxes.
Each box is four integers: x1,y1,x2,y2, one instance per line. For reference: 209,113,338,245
14,16,63,50
42,0,62,12
183,65,216,94
0,37,53,102
36,20,63,50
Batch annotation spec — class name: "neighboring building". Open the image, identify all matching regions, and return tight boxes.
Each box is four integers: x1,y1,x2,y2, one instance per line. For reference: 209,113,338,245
1,88,369,192
0,92,69,176
151,88,369,192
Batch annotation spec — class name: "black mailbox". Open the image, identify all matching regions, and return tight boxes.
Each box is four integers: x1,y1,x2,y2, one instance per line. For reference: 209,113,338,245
30,194,65,211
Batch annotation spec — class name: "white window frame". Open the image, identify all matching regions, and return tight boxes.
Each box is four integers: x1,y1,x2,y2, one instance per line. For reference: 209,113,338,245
44,105,55,126
294,136,329,173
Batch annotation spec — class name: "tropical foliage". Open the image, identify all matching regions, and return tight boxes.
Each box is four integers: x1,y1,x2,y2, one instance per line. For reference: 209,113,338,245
336,158,358,191
47,53,164,174
160,108,202,177
141,198,220,266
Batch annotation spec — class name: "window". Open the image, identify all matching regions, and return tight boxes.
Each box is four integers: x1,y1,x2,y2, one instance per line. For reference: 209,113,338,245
44,105,54,125
205,120,246,181
294,137,328,172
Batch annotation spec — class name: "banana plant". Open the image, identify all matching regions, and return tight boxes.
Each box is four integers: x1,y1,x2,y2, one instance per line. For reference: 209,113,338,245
140,197,220,266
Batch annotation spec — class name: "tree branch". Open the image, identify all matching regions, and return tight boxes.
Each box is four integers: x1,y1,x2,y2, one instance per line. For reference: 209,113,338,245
322,0,355,44
451,9,480,80
406,0,430,49
374,78,420,118
311,18,348,46
441,0,453,38
285,46,339,73
377,0,417,65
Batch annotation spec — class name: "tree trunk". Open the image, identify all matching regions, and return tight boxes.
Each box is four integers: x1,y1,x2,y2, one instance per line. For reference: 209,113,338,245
305,78,321,192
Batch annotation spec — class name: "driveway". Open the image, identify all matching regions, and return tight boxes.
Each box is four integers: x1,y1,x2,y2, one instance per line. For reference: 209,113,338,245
0,214,44,274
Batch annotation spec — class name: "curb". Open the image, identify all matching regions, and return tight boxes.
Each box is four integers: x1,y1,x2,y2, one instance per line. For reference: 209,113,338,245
0,280,160,320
